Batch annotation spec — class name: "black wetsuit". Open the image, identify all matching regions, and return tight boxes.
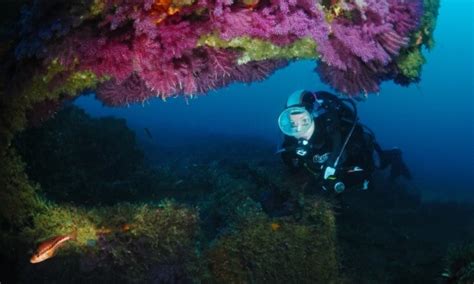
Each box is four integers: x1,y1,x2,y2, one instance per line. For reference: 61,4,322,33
280,91,411,192
281,116,374,191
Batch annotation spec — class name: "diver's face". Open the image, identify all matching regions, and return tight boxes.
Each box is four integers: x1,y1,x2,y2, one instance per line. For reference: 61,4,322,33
278,106,315,139
289,113,314,139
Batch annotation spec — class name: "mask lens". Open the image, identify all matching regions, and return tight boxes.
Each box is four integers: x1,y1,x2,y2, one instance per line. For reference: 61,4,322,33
278,107,313,137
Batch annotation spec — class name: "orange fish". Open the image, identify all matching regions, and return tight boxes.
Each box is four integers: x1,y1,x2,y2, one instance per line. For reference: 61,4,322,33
30,230,77,264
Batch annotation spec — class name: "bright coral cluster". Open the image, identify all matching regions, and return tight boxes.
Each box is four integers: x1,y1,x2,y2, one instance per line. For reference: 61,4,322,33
2,0,439,106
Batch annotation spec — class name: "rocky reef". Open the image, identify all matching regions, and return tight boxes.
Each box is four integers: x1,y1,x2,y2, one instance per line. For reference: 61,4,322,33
1,106,342,283
2,106,473,283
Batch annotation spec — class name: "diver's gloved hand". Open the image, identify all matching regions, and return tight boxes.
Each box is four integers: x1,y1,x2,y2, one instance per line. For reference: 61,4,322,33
324,166,336,180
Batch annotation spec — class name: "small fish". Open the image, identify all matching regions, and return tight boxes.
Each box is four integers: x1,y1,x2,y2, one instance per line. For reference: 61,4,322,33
30,230,77,264
144,127,153,139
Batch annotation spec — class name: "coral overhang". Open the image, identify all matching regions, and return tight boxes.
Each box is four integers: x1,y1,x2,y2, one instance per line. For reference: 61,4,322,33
1,0,439,107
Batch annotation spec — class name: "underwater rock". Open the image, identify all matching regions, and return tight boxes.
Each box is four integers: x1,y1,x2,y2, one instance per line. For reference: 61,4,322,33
2,126,474,282
17,200,202,283
14,106,158,205
206,198,339,283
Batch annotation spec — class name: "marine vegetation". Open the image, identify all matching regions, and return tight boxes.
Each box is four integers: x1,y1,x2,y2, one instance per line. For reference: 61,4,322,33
206,196,338,283
443,242,474,283
17,200,203,283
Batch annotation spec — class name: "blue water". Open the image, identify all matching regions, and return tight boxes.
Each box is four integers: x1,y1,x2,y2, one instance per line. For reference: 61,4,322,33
76,0,474,202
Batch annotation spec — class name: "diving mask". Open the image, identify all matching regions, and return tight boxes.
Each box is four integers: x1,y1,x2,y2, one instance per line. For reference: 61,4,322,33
278,106,314,137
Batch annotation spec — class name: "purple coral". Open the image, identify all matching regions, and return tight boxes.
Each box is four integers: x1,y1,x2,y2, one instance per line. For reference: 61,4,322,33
96,45,286,106
230,59,288,84
9,0,426,103
315,0,422,94
96,73,154,106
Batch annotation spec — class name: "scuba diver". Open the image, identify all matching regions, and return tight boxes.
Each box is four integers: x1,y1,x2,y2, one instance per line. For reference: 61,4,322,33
277,90,412,193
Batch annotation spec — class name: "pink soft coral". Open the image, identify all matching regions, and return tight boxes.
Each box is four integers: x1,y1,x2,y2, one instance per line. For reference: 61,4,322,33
26,0,425,104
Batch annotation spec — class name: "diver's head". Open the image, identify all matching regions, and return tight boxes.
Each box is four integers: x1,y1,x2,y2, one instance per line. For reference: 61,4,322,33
278,90,316,140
